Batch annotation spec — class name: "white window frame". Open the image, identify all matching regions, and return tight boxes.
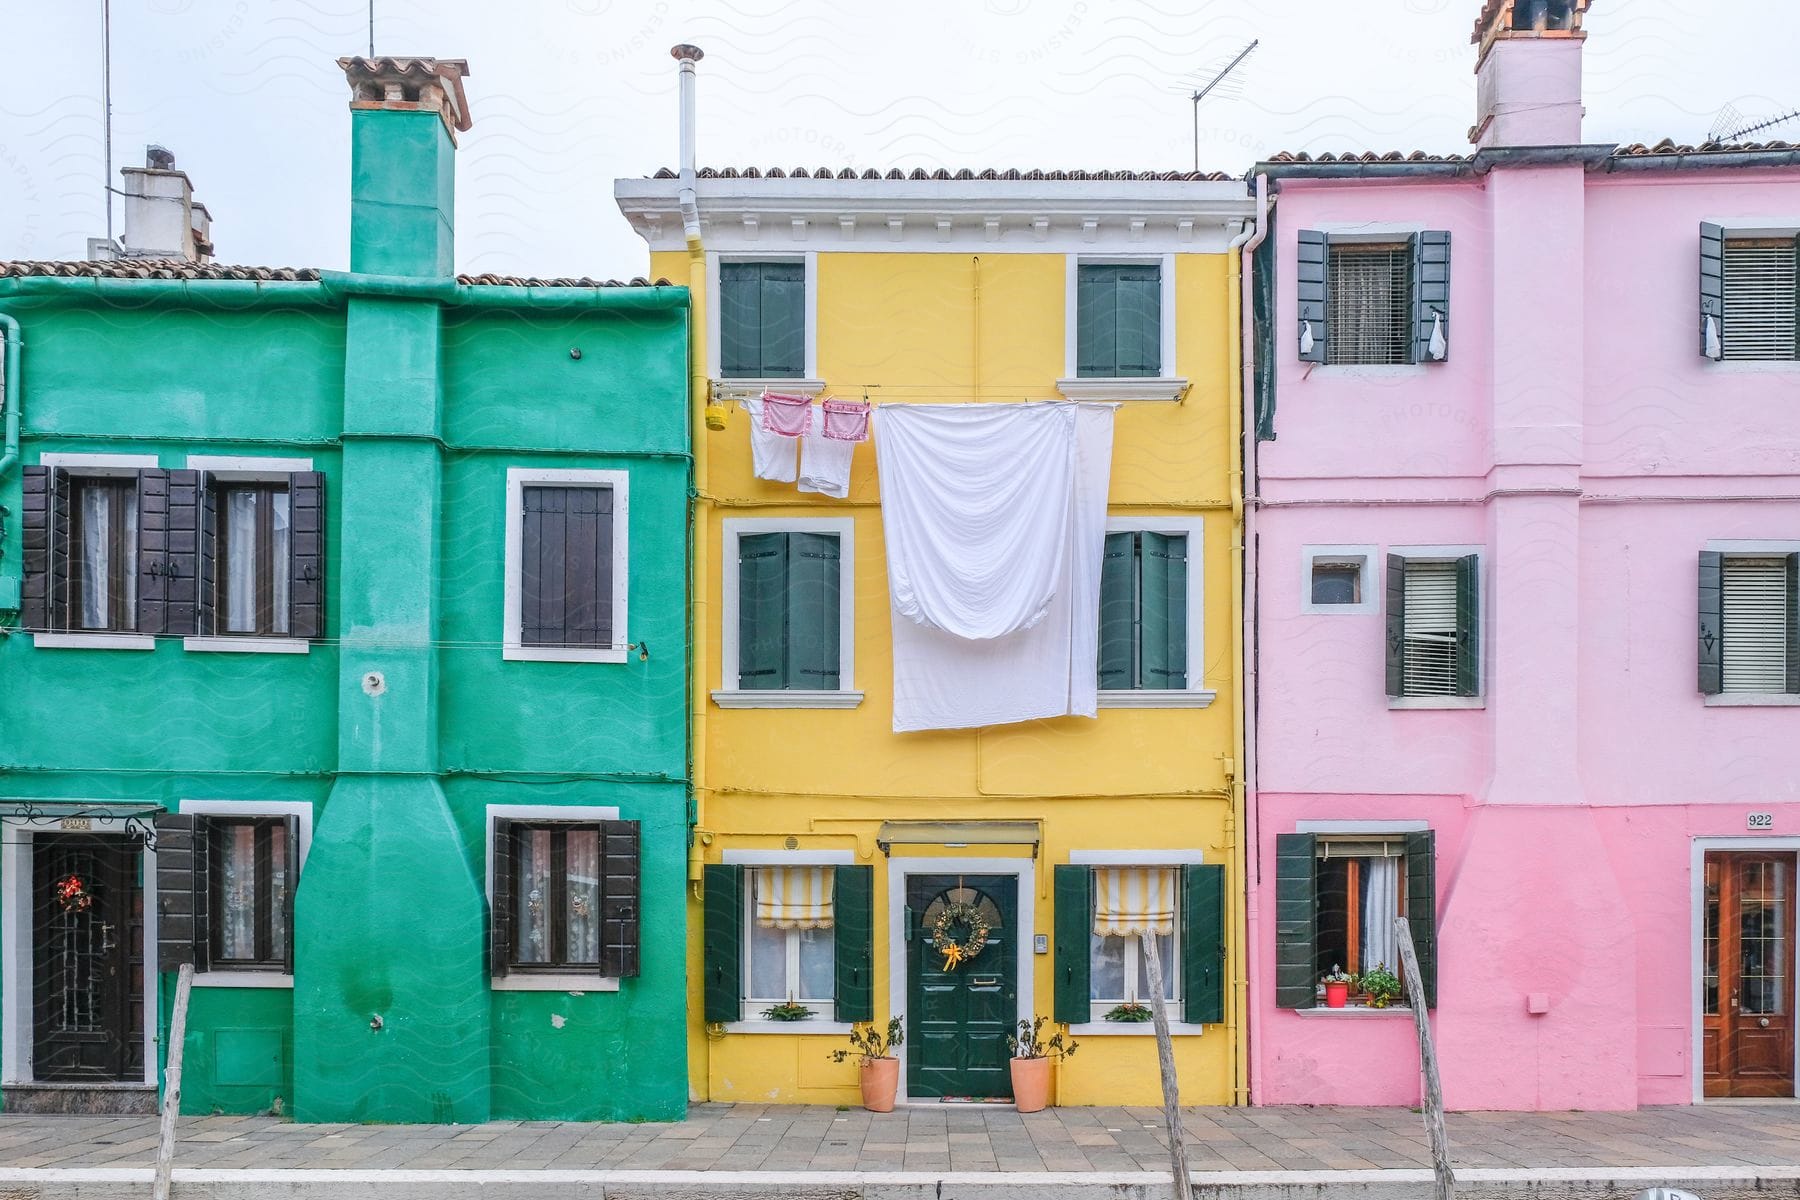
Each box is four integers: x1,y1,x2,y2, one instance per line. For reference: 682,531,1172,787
483,803,623,992
1301,544,1379,615
1707,222,1800,370
721,848,855,1034
1386,544,1485,710
1058,254,1185,401
182,455,315,655
1705,538,1800,706
502,467,630,664
1066,850,1207,1038
707,251,824,399
178,799,314,989
715,517,860,709
1098,516,1213,708
740,867,840,1027
30,453,159,650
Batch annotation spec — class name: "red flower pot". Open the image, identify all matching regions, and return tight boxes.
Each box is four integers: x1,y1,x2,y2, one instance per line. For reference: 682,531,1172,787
1323,981,1350,1008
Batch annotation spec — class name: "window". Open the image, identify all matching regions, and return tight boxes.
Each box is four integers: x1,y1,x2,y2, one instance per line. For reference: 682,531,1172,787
69,476,138,632
489,816,640,980
209,818,291,970
1699,550,1798,696
1051,862,1226,1027
1089,869,1178,1017
216,483,290,636
1274,829,1437,1010
1384,552,1480,700
503,468,629,663
1099,529,1190,692
717,519,857,706
1312,561,1362,606
1297,230,1450,366
1701,227,1799,362
720,260,805,378
1077,263,1163,378
745,867,837,1019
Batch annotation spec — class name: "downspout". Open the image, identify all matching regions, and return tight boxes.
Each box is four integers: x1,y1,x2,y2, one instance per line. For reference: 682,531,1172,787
0,313,22,614
672,41,715,1098
1237,173,1269,1106
1223,210,1254,1108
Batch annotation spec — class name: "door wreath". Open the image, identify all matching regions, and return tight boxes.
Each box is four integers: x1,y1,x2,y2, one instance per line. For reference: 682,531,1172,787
931,901,990,971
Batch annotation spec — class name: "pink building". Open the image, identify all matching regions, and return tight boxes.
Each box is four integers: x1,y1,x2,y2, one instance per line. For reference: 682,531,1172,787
1247,0,1800,1110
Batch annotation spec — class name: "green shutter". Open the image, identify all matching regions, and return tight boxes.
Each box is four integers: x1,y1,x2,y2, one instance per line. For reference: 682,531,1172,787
1115,266,1162,377
1699,221,1725,358
1296,230,1329,364
1274,833,1318,1009
1053,865,1092,1025
737,533,789,689
1404,831,1437,1009
719,262,762,377
1385,554,1406,697
1787,553,1800,695
759,262,806,378
1182,864,1226,1025
703,863,744,1024
1411,230,1451,363
1076,266,1119,377
1455,553,1480,697
1698,550,1723,694
1098,532,1137,689
833,865,874,1021
1139,532,1188,690
786,532,841,690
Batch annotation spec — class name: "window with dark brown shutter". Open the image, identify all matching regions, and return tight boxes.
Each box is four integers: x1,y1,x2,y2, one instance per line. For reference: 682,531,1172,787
490,819,641,977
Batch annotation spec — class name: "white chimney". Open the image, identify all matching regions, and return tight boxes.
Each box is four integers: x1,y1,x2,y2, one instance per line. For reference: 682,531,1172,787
90,146,215,263
1469,0,1590,149
671,44,703,243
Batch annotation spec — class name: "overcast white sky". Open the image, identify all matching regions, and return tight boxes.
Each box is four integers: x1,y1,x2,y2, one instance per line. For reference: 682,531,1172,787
3,1,1793,279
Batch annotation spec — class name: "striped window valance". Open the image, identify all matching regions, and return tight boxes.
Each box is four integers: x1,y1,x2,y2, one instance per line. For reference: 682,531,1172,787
1092,867,1177,937
754,866,835,930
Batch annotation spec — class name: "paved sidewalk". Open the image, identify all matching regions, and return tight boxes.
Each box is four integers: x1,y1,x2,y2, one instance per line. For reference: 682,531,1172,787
3,1101,1799,1173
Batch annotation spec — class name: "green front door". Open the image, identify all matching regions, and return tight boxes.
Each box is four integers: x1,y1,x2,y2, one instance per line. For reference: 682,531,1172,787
905,873,1018,1100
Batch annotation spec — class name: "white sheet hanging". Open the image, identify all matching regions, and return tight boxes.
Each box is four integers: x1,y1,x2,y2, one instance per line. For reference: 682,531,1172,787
798,425,855,499
742,397,798,483
879,401,1115,732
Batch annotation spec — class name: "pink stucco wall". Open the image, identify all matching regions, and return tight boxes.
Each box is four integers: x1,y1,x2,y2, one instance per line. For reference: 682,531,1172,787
1251,156,1800,1109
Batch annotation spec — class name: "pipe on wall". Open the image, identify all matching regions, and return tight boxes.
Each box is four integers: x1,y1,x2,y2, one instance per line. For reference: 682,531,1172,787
1238,173,1269,1106
0,311,21,613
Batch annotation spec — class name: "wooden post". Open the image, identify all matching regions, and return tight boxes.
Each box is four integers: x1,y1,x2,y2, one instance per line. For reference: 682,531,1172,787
1394,917,1454,1200
153,962,194,1200
1140,932,1192,1200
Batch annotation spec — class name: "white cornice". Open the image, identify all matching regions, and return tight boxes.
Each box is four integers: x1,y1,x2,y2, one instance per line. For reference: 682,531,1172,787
615,178,1253,254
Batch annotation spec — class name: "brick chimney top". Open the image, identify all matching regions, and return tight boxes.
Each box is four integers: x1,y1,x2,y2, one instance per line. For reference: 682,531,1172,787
336,56,472,141
1472,0,1591,69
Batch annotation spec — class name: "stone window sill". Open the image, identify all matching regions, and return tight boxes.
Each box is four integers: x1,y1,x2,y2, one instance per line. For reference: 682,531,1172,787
32,633,155,651
712,689,864,709
1068,1021,1208,1037
713,377,827,401
490,974,620,993
194,971,293,989
1098,689,1217,709
1055,377,1187,403
503,646,628,664
183,637,310,655
726,1017,850,1035
1293,1005,1413,1018
1387,696,1484,711
1704,693,1800,707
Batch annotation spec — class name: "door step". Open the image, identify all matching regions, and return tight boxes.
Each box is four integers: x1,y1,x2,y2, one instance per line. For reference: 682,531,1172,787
2,1082,157,1115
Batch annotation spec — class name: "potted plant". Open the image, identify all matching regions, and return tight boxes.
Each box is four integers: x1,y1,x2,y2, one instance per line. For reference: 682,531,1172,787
828,1018,904,1112
1005,1016,1079,1113
1102,1002,1153,1023
761,998,815,1022
1322,965,1354,1009
1359,962,1402,1009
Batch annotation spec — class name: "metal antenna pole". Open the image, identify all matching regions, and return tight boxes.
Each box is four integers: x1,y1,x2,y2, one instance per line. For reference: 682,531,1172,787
102,0,113,242
368,1,374,56
1189,39,1259,173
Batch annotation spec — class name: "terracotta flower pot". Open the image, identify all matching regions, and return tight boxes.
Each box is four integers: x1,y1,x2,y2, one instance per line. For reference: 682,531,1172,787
1323,981,1350,1008
860,1056,899,1113
1010,1055,1052,1113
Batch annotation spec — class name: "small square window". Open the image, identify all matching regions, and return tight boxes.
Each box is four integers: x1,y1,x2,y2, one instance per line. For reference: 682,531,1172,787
1300,547,1375,615
1311,561,1363,606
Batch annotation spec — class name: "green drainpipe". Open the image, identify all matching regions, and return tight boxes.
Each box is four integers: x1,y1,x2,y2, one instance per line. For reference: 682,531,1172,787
0,311,21,612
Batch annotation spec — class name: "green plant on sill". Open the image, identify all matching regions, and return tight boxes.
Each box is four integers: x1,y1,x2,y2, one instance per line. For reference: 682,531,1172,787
829,1017,904,1065
761,999,815,1022
1102,1002,1154,1023
1007,1015,1080,1060
1359,962,1402,1009
1321,965,1354,986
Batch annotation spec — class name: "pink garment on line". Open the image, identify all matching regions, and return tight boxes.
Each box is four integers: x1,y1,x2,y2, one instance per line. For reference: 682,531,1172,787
760,391,813,437
821,398,871,443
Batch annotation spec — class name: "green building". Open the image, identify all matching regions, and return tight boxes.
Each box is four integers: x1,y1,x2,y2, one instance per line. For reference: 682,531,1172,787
0,56,691,1122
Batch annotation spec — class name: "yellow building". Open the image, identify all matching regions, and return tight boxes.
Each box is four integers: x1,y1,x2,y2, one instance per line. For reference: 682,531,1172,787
618,154,1255,1107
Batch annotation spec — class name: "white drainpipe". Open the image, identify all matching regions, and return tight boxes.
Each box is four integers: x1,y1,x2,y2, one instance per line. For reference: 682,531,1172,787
1238,171,1269,1105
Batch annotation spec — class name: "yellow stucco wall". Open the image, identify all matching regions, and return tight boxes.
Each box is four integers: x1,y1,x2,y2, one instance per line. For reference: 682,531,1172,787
659,246,1242,1107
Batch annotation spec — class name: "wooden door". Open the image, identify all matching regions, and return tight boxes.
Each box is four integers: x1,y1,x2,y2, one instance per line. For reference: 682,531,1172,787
906,874,1017,1100
1704,851,1797,1098
33,835,142,1082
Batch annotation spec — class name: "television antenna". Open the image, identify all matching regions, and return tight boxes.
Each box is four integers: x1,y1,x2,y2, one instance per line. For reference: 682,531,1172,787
1709,102,1800,144
1178,40,1259,173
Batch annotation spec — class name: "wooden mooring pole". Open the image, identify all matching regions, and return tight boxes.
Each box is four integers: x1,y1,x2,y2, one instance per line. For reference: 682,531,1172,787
1141,932,1193,1200
153,962,194,1200
1395,917,1454,1200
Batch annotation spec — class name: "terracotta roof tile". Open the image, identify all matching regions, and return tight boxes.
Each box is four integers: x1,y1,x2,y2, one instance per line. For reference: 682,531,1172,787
1611,137,1799,157
1262,150,1471,165
649,165,1237,182
0,260,667,287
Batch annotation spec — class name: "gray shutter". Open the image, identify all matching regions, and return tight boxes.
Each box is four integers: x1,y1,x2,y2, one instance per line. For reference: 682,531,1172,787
1116,265,1163,378
490,819,515,978
197,479,217,635
154,813,210,972
1076,265,1119,377
1412,230,1451,363
1787,553,1800,695
1455,552,1480,697
20,465,53,631
1053,864,1093,1025
833,865,874,1022
737,532,789,689
1274,832,1318,1009
600,820,640,978
1700,221,1726,358
1181,863,1226,1026
1139,531,1187,689
703,863,744,1024
520,486,564,646
288,471,325,641
1404,830,1437,1009
1698,550,1723,695
719,263,760,377
1385,554,1406,697
565,485,614,649
760,262,806,378
1098,532,1136,689
786,531,841,689
1296,229,1329,363
135,468,171,636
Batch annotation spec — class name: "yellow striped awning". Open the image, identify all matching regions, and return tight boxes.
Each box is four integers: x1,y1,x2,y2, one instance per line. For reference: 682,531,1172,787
754,866,836,930
1092,867,1176,937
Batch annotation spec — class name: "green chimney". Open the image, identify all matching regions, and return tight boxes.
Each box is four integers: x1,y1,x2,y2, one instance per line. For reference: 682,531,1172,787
338,57,470,277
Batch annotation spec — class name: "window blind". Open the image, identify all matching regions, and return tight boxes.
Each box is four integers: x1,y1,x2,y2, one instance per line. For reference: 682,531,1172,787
1327,244,1412,365
1402,561,1459,696
1722,556,1790,692
1723,240,1799,362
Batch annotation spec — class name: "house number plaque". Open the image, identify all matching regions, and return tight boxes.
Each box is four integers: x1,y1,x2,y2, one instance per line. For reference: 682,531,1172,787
1747,812,1774,830
59,817,93,831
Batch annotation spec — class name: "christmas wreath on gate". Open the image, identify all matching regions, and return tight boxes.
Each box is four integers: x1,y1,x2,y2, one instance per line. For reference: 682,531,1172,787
930,901,990,971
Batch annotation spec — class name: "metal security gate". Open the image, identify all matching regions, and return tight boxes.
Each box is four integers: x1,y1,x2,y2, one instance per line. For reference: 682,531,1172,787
32,834,145,1082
